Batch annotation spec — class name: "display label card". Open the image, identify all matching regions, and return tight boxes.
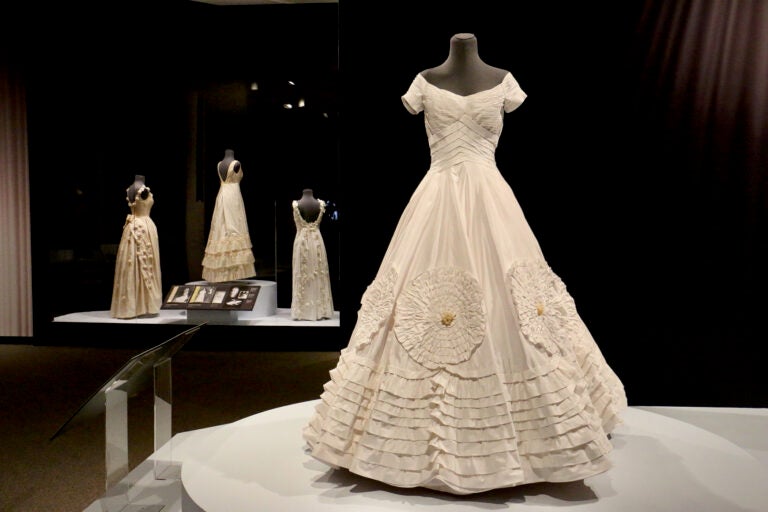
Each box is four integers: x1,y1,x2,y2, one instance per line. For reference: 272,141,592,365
162,284,260,311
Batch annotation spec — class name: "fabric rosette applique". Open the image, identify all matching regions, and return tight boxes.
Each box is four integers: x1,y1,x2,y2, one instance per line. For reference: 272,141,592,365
506,260,580,356
126,184,150,207
394,267,486,369
349,268,398,348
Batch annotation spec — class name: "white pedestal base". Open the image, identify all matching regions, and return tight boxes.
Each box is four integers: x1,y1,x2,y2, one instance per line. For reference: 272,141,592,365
178,401,768,512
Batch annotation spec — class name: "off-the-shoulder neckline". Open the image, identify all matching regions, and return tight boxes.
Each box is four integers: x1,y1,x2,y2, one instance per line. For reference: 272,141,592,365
416,72,512,98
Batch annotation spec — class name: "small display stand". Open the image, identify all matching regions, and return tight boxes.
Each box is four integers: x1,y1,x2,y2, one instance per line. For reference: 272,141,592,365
162,279,277,324
50,324,203,510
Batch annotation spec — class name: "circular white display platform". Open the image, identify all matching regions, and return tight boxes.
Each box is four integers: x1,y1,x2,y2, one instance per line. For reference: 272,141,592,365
180,401,768,512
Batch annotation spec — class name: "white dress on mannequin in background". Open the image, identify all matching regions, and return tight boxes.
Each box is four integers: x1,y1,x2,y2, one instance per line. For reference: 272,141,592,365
291,199,334,320
110,191,162,319
202,159,256,282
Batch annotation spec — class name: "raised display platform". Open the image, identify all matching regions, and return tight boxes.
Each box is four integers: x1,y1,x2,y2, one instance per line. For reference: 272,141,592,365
47,305,343,352
84,403,768,512
54,279,339,327
53,308,339,327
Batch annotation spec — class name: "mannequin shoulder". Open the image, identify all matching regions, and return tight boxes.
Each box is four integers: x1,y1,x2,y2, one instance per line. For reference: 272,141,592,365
489,65,511,81
420,66,447,82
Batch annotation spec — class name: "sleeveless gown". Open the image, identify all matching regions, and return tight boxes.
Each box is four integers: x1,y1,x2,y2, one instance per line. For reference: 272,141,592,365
202,160,256,282
302,72,628,494
110,192,162,319
291,199,334,320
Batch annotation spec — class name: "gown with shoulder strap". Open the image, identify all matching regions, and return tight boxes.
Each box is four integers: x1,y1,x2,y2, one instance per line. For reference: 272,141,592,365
291,198,334,320
202,159,256,282
302,72,628,494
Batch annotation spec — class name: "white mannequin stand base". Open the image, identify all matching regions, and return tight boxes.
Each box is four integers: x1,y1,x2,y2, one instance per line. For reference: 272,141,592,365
178,402,768,512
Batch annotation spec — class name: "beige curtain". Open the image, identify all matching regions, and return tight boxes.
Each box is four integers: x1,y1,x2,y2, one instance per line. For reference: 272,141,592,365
0,52,33,336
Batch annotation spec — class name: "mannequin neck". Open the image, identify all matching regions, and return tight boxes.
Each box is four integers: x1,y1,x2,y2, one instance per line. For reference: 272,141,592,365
219,150,238,180
127,175,146,203
445,33,483,71
297,189,320,222
422,33,507,96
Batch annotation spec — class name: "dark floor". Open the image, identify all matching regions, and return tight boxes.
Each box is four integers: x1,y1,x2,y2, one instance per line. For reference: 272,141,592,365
0,337,340,512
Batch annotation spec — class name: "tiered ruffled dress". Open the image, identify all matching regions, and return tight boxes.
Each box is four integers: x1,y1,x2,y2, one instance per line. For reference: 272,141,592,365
202,159,256,282
302,72,628,494
110,191,162,319
291,199,334,320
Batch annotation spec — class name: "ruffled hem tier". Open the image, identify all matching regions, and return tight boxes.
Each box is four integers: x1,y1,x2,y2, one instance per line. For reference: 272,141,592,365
202,262,256,283
204,233,253,253
303,345,626,495
202,250,256,269
202,233,256,282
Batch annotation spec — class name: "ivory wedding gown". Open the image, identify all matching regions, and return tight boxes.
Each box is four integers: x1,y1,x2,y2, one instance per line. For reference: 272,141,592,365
110,190,162,319
303,72,628,494
202,159,256,282
291,199,334,320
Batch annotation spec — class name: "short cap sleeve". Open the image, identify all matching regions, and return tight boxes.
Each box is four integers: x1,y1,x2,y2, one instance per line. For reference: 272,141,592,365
503,73,527,113
401,75,424,114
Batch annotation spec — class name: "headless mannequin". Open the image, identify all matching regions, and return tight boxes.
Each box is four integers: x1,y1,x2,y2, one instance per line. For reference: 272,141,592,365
421,33,508,96
126,175,149,204
218,149,241,181
296,188,321,222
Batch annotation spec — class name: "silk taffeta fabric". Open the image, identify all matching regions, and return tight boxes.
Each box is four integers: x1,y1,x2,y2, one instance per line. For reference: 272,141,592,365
303,73,628,494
